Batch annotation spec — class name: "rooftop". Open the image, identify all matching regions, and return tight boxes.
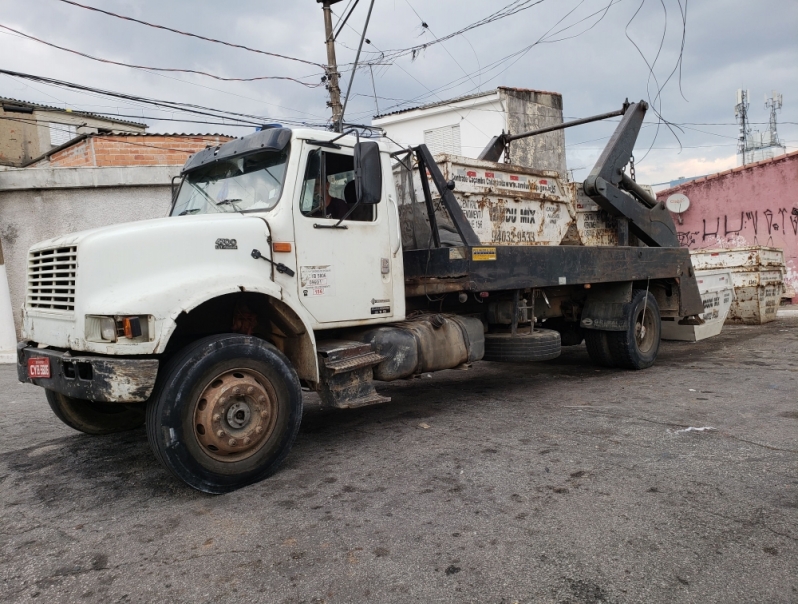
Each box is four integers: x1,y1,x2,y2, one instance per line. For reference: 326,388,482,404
0,96,147,128
373,87,562,120
656,149,798,197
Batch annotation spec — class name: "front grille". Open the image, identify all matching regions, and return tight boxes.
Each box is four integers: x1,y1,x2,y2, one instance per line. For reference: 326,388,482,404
27,246,77,312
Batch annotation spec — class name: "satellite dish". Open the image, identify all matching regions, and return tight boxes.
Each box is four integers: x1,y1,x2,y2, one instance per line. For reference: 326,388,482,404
666,193,690,214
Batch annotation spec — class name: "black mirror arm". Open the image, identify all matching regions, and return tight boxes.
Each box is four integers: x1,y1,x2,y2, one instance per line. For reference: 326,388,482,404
251,249,295,277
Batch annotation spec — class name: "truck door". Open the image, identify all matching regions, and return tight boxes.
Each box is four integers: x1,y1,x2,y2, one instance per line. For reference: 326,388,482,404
293,144,394,323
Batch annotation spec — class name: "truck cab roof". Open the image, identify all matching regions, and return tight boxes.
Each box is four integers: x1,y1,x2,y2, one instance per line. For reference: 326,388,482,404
182,127,389,175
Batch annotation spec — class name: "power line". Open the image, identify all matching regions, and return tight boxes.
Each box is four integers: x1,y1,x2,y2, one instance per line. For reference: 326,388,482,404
0,23,324,86
0,68,325,128
53,0,324,68
371,0,550,64
351,0,625,119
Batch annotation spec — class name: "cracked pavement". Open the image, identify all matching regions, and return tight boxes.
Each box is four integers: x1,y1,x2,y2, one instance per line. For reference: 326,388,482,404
1,318,796,603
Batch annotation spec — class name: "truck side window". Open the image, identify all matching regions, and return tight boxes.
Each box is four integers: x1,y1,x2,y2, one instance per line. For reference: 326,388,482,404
299,149,374,222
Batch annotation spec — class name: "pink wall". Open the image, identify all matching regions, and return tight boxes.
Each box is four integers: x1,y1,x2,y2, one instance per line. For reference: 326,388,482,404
656,150,798,300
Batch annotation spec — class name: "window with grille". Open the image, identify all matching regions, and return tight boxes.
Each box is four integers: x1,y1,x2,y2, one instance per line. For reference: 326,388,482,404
49,123,78,147
423,124,461,155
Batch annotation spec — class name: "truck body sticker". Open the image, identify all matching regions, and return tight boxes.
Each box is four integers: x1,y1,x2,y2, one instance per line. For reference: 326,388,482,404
472,247,497,261
300,265,335,297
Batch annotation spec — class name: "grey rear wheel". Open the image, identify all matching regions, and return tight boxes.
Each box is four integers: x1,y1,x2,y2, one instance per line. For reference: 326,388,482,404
483,328,561,362
606,289,661,370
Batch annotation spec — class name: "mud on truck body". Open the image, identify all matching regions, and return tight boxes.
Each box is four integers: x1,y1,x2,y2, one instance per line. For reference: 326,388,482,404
18,100,704,493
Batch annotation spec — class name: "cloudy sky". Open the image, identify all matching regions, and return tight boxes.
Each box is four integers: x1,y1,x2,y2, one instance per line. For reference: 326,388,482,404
1,0,796,185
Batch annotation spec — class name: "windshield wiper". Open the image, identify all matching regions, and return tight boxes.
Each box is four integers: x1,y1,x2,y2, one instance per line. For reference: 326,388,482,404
178,208,201,216
215,198,242,207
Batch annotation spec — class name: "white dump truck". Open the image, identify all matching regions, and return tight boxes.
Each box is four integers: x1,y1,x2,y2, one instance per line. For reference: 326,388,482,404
18,101,703,492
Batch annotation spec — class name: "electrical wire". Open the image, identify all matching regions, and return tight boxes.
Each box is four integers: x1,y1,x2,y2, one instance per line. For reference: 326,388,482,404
0,68,325,128
53,0,324,68
0,23,325,86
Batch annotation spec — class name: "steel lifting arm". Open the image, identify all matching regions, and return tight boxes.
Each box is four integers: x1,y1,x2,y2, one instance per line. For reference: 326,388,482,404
414,144,481,247
582,101,679,248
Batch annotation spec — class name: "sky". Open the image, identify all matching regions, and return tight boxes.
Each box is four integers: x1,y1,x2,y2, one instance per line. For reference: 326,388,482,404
1,0,796,186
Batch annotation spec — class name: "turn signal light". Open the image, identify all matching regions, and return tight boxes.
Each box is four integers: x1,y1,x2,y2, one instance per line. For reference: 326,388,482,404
122,317,142,339
273,242,292,253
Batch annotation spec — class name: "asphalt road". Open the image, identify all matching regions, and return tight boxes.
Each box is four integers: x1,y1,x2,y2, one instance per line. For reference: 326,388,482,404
1,319,796,604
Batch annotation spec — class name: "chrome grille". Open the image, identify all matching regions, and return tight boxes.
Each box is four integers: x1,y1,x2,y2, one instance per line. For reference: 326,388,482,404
27,246,77,311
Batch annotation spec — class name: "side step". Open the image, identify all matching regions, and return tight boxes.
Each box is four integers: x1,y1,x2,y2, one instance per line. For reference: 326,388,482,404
316,340,390,409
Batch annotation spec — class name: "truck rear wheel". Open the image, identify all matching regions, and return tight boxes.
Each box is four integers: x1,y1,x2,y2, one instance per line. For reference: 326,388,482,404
45,390,145,435
146,334,303,494
606,289,661,370
483,328,561,362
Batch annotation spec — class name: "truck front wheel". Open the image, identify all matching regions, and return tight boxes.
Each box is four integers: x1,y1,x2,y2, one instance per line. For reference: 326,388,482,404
146,335,303,494
45,390,145,435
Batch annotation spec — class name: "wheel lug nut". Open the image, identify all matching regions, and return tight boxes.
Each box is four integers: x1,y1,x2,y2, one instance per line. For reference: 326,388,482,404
233,387,241,395
216,429,225,438
219,396,227,404
212,413,221,421
255,426,263,434
228,438,237,447
247,386,254,395
258,396,266,404
260,410,268,418
243,437,251,445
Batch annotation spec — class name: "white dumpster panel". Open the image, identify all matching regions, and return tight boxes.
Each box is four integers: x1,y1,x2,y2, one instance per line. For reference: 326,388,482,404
661,269,734,341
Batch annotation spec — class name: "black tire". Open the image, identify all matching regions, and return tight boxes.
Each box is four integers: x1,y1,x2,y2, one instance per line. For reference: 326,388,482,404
483,328,561,362
45,389,145,435
606,289,661,370
584,330,615,367
146,334,303,494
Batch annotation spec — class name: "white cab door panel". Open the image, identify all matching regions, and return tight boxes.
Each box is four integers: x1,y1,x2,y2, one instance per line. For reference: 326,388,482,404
293,143,394,323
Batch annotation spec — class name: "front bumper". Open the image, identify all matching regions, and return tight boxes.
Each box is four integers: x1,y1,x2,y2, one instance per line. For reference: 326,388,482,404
17,343,159,403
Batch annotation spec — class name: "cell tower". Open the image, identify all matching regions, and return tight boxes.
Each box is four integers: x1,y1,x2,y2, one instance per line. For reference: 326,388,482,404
735,89,786,166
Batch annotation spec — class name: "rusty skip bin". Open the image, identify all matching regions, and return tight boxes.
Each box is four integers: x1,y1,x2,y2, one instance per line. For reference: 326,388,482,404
404,155,576,247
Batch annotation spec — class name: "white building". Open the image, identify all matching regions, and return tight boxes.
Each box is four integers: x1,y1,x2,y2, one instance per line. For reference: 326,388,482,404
372,87,566,174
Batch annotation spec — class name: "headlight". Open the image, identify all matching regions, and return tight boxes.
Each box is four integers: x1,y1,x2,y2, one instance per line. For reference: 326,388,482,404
100,318,117,341
86,315,151,343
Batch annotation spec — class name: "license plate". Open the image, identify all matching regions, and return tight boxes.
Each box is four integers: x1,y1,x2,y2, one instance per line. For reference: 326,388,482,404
27,357,51,379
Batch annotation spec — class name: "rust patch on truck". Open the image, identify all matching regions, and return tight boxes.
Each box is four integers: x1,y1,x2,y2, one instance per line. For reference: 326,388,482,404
17,346,159,403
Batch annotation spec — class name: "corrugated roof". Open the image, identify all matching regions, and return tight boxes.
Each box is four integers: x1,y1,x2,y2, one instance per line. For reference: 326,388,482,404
0,96,147,128
656,149,798,197
99,132,233,138
373,90,499,120
373,87,562,120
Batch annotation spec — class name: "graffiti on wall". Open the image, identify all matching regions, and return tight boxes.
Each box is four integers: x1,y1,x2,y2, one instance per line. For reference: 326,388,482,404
676,207,798,248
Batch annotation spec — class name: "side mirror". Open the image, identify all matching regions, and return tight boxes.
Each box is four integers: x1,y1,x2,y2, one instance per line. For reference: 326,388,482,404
354,141,382,204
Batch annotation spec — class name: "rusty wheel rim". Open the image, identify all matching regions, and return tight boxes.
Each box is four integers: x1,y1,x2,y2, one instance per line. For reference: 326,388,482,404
635,307,656,353
193,368,278,462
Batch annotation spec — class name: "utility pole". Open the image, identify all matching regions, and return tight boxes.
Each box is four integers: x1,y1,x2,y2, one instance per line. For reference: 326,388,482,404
318,0,344,130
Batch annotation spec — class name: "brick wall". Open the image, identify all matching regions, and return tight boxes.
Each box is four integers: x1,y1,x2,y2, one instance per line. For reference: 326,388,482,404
35,134,233,168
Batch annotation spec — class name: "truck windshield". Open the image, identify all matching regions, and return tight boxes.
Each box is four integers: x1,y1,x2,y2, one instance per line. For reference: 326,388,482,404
171,147,290,216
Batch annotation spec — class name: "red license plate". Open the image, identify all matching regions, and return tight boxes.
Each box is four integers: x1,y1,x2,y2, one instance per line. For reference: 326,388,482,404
27,357,51,379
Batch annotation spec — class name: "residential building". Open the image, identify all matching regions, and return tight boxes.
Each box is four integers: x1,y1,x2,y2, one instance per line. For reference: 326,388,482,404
0,97,146,167
372,87,566,174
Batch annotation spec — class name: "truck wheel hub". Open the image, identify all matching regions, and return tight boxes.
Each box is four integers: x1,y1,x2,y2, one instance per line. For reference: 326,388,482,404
193,369,278,461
